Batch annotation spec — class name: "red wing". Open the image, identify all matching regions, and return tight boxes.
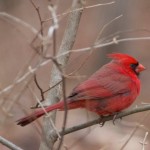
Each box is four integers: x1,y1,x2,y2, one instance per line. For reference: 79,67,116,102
68,65,132,101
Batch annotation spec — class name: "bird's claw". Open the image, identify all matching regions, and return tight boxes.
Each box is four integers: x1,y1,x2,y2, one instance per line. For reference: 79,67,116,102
112,114,117,125
99,116,105,127
112,113,122,125
99,121,105,127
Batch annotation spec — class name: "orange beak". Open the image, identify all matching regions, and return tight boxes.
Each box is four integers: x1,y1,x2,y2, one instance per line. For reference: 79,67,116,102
136,63,146,73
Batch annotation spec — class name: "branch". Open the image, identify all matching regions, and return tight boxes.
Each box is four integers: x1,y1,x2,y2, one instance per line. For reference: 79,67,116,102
1,35,150,97
44,1,115,22
0,12,42,40
57,36,150,57
0,136,23,150
39,0,84,150
58,105,150,136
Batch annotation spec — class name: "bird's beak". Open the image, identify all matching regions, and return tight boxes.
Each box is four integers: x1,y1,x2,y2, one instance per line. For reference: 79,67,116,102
136,64,146,73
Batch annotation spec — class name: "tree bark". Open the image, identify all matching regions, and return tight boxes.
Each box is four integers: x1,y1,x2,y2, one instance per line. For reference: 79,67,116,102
39,0,84,149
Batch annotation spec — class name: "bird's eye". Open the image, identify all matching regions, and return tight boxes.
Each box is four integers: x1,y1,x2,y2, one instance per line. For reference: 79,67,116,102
130,63,139,71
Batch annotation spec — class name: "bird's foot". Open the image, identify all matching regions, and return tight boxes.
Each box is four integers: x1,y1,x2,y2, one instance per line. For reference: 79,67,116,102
99,116,106,127
112,112,122,125
112,114,117,125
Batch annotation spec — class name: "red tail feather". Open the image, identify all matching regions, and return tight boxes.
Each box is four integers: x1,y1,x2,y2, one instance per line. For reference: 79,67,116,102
17,101,63,126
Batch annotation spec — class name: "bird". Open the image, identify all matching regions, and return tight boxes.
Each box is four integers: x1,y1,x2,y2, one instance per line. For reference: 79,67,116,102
17,53,145,126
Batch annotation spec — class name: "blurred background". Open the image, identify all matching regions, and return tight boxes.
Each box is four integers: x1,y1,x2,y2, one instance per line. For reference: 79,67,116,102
0,0,150,149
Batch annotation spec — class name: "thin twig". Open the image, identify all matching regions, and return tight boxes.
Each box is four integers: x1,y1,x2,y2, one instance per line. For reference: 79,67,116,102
30,0,45,53
28,85,61,139
69,14,123,75
0,12,43,40
1,35,150,97
0,136,23,150
96,15,123,43
30,0,44,36
0,59,49,96
99,28,150,44
57,36,150,57
140,132,148,150
120,112,149,150
47,5,59,38
44,1,115,22
5,76,33,116
33,74,45,107
43,80,62,93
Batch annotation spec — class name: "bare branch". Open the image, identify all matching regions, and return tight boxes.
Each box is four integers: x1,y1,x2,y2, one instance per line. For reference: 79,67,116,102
120,112,149,150
69,14,123,75
58,36,150,57
44,1,115,22
1,35,150,97
33,74,45,107
30,0,44,36
58,105,150,136
140,132,149,150
39,0,84,149
0,12,43,40
96,14,123,43
0,136,23,150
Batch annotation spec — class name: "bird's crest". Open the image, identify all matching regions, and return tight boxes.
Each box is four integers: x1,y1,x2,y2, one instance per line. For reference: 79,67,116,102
108,53,138,64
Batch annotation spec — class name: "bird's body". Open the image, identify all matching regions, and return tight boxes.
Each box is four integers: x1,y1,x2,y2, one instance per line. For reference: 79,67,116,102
17,53,145,126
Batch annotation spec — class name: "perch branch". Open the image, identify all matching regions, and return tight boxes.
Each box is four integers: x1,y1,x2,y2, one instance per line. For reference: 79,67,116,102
58,105,150,136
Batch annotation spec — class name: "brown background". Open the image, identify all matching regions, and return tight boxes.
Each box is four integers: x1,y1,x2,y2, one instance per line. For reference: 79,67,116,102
0,0,150,150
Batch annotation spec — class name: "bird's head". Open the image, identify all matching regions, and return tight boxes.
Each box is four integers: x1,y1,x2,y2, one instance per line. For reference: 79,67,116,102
108,53,145,76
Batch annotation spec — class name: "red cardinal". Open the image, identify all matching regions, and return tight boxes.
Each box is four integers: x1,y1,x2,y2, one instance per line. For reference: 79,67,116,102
17,53,145,126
